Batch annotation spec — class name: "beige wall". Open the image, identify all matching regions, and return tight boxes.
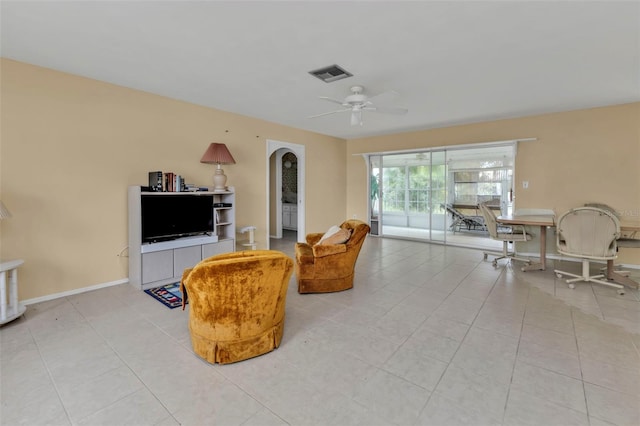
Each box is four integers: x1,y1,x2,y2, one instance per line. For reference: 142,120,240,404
0,59,346,301
2,58,638,302
346,103,640,264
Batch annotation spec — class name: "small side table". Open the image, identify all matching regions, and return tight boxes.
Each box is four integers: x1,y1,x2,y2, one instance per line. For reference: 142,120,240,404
239,226,257,251
0,259,26,325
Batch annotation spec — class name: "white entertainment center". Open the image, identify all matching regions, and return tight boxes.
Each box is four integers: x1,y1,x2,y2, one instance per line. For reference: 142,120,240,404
128,186,235,290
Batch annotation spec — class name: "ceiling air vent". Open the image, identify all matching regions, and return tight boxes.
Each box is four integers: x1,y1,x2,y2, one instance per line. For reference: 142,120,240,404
308,64,353,83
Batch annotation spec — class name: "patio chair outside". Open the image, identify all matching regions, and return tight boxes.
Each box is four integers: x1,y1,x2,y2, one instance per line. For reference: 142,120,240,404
443,203,486,233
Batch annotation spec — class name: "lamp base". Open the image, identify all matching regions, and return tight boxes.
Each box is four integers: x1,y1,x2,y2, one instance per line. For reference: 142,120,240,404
213,168,228,192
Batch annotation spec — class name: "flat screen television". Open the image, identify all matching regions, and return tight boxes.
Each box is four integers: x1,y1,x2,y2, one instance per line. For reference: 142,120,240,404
141,194,214,243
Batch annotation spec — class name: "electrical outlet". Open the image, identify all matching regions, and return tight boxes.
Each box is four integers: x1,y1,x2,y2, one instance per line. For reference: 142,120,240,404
522,181,529,189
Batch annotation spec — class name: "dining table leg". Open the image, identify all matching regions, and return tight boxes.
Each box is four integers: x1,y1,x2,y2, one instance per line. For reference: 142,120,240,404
521,225,547,272
605,259,639,289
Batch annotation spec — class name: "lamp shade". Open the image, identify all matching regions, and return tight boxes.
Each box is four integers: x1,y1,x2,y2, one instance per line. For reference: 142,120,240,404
0,200,12,219
200,143,236,165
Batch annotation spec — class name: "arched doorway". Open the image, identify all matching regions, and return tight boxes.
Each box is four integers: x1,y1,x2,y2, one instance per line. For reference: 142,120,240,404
266,140,306,247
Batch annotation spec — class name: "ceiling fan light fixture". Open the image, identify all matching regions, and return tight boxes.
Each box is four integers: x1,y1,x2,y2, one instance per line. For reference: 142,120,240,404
350,111,359,126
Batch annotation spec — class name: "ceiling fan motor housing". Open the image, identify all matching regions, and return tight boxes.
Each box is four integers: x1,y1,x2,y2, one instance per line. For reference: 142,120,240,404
344,94,367,106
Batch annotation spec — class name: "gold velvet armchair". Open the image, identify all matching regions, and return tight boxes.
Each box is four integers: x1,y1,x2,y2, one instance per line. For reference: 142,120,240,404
295,219,370,293
180,250,293,364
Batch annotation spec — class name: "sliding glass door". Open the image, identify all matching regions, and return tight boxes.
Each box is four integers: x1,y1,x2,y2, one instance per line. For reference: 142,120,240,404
367,143,514,247
370,151,447,241
369,155,381,235
429,151,446,243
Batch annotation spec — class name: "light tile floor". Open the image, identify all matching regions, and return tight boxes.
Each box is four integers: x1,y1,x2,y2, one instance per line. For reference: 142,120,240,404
1,235,639,426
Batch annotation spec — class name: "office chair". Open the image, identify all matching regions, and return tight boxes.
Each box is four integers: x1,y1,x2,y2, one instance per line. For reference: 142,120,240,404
554,207,624,295
479,202,532,267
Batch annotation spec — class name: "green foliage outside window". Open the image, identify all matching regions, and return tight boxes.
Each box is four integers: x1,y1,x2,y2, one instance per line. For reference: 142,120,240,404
381,164,446,215
382,166,405,212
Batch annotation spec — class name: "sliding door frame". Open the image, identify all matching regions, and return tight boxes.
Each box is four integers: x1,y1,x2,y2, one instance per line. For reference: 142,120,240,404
363,139,529,245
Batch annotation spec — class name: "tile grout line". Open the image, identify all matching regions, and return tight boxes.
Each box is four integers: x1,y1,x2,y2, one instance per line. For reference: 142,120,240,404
413,256,507,423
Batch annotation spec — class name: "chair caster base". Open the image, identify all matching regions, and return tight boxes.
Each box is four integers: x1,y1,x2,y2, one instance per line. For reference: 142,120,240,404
555,269,627,295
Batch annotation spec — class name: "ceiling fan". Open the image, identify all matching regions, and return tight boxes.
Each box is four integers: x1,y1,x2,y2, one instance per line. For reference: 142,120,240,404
308,85,408,126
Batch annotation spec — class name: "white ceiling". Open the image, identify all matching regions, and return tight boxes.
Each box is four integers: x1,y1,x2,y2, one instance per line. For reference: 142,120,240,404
2,1,638,140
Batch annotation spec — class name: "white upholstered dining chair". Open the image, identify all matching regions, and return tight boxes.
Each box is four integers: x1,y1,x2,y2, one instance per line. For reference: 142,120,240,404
554,206,625,295
479,202,532,267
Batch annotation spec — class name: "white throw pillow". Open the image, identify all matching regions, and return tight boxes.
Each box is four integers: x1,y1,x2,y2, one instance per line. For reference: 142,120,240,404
316,225,341,245
317,228,352,246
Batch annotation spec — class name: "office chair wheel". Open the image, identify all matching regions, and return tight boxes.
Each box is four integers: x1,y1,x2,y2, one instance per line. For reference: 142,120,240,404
556,273,563,279
492,260,497,267
568,283,575,289
483,253,488,260
617,289,625,296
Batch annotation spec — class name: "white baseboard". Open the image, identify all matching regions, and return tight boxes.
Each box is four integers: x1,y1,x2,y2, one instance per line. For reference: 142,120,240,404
22,278,129,306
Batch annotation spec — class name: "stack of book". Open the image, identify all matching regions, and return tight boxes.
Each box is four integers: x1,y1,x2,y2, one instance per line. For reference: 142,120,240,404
148,171,187,192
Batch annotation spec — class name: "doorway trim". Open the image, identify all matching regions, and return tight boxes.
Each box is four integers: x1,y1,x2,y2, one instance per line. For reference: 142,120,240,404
266,139,306,247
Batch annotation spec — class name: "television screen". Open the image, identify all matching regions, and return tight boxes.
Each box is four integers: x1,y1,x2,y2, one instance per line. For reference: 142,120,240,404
141,194,214,243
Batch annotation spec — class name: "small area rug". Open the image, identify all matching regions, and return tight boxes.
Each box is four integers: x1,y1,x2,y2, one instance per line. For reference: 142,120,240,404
144,282,186,309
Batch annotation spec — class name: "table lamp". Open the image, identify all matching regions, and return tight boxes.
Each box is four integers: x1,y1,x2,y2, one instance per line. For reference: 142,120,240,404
200,143,236,192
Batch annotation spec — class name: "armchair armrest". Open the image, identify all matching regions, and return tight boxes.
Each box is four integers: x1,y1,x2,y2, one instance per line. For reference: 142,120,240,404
509,223,523,233
312,243,348,258
295,242,314,265
501,224,531,240
180,267,193,310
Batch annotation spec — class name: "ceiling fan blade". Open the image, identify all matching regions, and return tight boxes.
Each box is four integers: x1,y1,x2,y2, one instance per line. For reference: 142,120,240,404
370,106,409,115
367,90,400,103
318,96,346,106
307,109,350,119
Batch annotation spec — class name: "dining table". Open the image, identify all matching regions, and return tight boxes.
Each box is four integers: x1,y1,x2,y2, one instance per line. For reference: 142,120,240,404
497,214,639,288
496,214,556,272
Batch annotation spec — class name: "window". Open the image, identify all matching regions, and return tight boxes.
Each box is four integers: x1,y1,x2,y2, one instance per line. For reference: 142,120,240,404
408,165,429,213
453,169,511,206
382,166,406,213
